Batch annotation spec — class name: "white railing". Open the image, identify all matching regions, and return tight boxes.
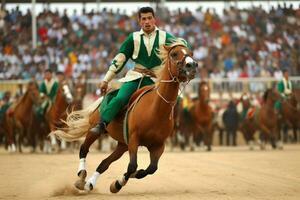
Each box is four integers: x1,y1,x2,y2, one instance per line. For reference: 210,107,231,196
86,76,300,96
1,77,300,97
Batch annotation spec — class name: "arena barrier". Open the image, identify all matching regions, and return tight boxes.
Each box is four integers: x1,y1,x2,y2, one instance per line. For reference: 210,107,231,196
1,77,300,99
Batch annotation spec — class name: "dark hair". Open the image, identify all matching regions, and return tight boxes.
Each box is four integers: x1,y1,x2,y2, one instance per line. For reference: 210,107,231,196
138,7,155,19
282,68,289,73
56,71,64,76
45,68,52,73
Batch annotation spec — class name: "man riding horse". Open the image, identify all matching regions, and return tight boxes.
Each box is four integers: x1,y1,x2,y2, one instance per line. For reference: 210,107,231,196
275,69,293,113
0,91,12,120
38,68,59,116
90,7,181,136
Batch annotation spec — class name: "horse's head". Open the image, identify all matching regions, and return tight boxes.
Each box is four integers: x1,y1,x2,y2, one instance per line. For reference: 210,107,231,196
26,81,41,105
161,40,198,83
199,81,210,103
263,88,281,104
59,81,73,104
73,81,86,101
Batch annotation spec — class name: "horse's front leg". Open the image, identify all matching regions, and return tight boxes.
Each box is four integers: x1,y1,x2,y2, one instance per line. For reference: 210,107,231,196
110,135,139,193
110,144,165,193
80,142,128,191
132,145,164,179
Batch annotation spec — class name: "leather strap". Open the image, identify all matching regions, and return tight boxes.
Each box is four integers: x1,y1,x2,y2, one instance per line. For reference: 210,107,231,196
133,67,157,78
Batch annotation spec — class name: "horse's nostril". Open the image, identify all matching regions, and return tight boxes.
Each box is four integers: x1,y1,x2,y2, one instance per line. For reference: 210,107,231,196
186,63,192,68
194,62,198,68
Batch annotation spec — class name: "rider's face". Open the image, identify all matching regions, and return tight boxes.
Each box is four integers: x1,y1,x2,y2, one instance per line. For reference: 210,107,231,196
284,72,289,80
139,12,156,34
45,72,52,81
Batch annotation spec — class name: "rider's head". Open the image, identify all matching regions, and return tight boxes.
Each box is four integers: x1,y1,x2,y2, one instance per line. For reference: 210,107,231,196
56,71,65,83
138,7,156,35
282,69,289,80
44,69,53,81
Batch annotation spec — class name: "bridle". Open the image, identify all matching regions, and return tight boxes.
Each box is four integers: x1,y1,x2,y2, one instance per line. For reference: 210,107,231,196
156,45,194,119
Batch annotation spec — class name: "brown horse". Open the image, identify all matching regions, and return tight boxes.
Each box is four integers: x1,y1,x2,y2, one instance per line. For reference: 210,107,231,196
5,81,40,152
51,40,197,193
40,80,73,152
240,88,282,150
46,80,73,131
189,81,214,151
238,93,258,149
279,89,300,143
171,96,198,151
72,77,87,111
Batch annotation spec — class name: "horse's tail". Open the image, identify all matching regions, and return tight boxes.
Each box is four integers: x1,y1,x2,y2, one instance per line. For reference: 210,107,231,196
50,96,103,141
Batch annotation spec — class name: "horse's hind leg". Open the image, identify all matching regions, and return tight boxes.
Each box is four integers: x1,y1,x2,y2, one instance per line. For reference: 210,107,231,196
82,142,128,191
74,131,100,190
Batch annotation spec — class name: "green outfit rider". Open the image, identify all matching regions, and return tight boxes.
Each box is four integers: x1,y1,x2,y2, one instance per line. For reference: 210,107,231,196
39,68,59,115
91,7,177,134
275,69,293,112
0,91,12,120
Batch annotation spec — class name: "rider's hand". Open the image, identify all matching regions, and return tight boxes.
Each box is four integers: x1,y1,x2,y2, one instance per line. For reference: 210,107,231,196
99,81,108,95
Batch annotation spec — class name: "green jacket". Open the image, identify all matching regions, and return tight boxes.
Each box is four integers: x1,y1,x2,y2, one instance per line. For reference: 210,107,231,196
103,27,176,82
39,80,59,102
277,78,293,97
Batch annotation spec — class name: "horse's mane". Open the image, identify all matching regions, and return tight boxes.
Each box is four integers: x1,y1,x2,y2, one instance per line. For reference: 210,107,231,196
263,89,271,103
13,81,37,110
155,38,188,83
13,91,28,110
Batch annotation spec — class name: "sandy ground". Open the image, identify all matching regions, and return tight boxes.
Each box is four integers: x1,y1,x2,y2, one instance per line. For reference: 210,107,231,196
0,144,300,200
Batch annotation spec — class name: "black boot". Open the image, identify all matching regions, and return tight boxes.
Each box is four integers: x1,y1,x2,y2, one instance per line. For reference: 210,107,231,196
90,120,108,135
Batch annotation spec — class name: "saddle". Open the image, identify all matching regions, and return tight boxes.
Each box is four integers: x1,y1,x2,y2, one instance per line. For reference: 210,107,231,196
100,85,155,122
100,85,155,144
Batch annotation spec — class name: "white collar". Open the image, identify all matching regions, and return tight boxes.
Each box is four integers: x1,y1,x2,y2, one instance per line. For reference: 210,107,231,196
139,26,159,36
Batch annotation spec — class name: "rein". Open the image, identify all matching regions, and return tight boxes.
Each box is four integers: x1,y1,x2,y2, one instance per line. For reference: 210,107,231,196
156,50,191,120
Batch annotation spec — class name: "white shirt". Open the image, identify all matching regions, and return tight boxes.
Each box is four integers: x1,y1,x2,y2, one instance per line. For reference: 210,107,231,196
139,27,159,57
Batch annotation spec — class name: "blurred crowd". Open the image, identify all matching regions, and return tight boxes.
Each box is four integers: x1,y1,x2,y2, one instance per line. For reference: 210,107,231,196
0,3,300,81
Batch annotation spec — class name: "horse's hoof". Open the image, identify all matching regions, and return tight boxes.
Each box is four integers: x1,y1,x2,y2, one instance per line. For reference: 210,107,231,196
74,170,87,190
74,179,86,190
84,182,93,191
110,180,122,193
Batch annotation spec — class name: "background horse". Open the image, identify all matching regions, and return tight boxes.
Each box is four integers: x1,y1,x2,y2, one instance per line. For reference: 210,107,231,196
238,93,257,149
5,81,40,152
40,80,73,152
51,41,197,193
173,96,198,151
240,88,282,150
189,81,214,151
47,80,73,131
72,76,87,111
279,89,300,143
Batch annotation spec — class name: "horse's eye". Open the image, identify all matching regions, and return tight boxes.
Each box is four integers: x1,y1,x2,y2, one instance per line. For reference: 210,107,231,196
171,52,177,58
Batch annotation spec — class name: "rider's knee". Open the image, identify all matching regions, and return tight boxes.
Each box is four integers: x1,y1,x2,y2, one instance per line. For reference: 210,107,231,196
115,96,129,106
